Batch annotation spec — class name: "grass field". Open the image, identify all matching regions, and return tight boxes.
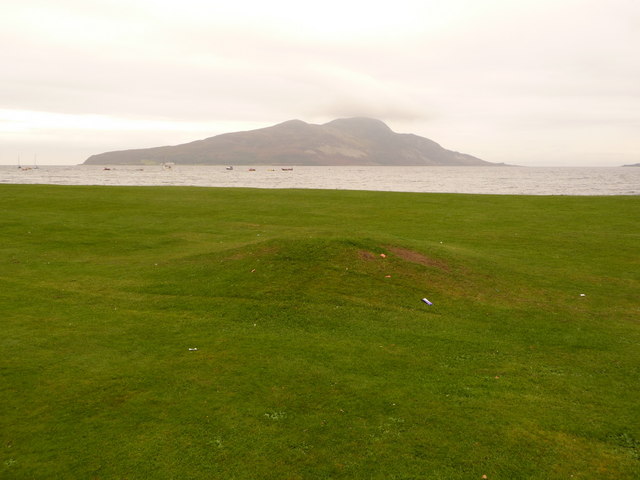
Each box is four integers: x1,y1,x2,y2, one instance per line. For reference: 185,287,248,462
1,184,639,479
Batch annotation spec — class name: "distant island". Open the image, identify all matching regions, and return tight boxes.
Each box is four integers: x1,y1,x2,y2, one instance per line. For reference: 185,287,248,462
85,117,503,166
622,163,640,167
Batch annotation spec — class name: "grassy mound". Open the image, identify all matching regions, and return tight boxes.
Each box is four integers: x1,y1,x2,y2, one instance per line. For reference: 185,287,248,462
1,185,639,479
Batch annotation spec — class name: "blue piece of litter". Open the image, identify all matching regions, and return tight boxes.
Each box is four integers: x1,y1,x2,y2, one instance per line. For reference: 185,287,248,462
421,298,433,305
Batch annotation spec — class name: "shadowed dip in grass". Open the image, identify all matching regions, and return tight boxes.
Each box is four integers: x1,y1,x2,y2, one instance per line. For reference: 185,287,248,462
1,185,639,479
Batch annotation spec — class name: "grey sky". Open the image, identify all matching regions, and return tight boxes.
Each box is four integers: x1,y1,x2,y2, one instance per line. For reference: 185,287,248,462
1,0,639,166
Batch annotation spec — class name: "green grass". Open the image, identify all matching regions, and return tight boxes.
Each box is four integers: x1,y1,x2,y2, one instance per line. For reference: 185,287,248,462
1,184,639,479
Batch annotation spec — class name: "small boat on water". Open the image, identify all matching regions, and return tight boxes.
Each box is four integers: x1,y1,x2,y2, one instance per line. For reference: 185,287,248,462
17,154,38,170
226,166,234,171
281,168,294,171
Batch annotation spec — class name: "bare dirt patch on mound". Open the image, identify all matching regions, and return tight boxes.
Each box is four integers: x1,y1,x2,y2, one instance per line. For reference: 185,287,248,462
358,250,378,261
387,246,450,271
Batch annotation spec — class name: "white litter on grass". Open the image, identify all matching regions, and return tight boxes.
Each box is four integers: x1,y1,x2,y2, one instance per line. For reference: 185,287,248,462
188,347,198,351
580,294,586,297
421,298,433,306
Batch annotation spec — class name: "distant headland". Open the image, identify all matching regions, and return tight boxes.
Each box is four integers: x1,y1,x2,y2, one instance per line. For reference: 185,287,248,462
84,117,505,167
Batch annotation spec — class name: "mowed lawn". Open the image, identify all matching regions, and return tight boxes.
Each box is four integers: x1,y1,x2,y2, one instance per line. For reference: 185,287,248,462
1,184,639,479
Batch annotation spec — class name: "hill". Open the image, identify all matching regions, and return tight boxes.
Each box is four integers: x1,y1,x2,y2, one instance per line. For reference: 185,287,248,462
84,117,497,166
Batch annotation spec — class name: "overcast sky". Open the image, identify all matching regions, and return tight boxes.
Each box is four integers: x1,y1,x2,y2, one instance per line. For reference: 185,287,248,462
1,0,639,166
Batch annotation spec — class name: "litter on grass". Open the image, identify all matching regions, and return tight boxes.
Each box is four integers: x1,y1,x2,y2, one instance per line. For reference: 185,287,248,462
188,347,198,351
421,298,433,305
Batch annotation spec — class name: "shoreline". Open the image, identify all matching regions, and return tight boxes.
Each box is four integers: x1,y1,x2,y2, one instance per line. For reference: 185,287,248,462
1,165,639,196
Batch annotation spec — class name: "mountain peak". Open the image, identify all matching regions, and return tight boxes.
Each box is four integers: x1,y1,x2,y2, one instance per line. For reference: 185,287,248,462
273,119,309,129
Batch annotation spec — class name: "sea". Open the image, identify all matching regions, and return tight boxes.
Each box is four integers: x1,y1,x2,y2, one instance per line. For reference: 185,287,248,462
1,165,639,195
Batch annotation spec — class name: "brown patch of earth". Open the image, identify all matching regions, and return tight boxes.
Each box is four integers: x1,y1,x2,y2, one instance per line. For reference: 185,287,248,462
358,250,377,261
386,246,450,271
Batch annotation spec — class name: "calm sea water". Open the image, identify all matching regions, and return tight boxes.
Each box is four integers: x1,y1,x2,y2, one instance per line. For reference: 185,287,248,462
1,165,638,195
